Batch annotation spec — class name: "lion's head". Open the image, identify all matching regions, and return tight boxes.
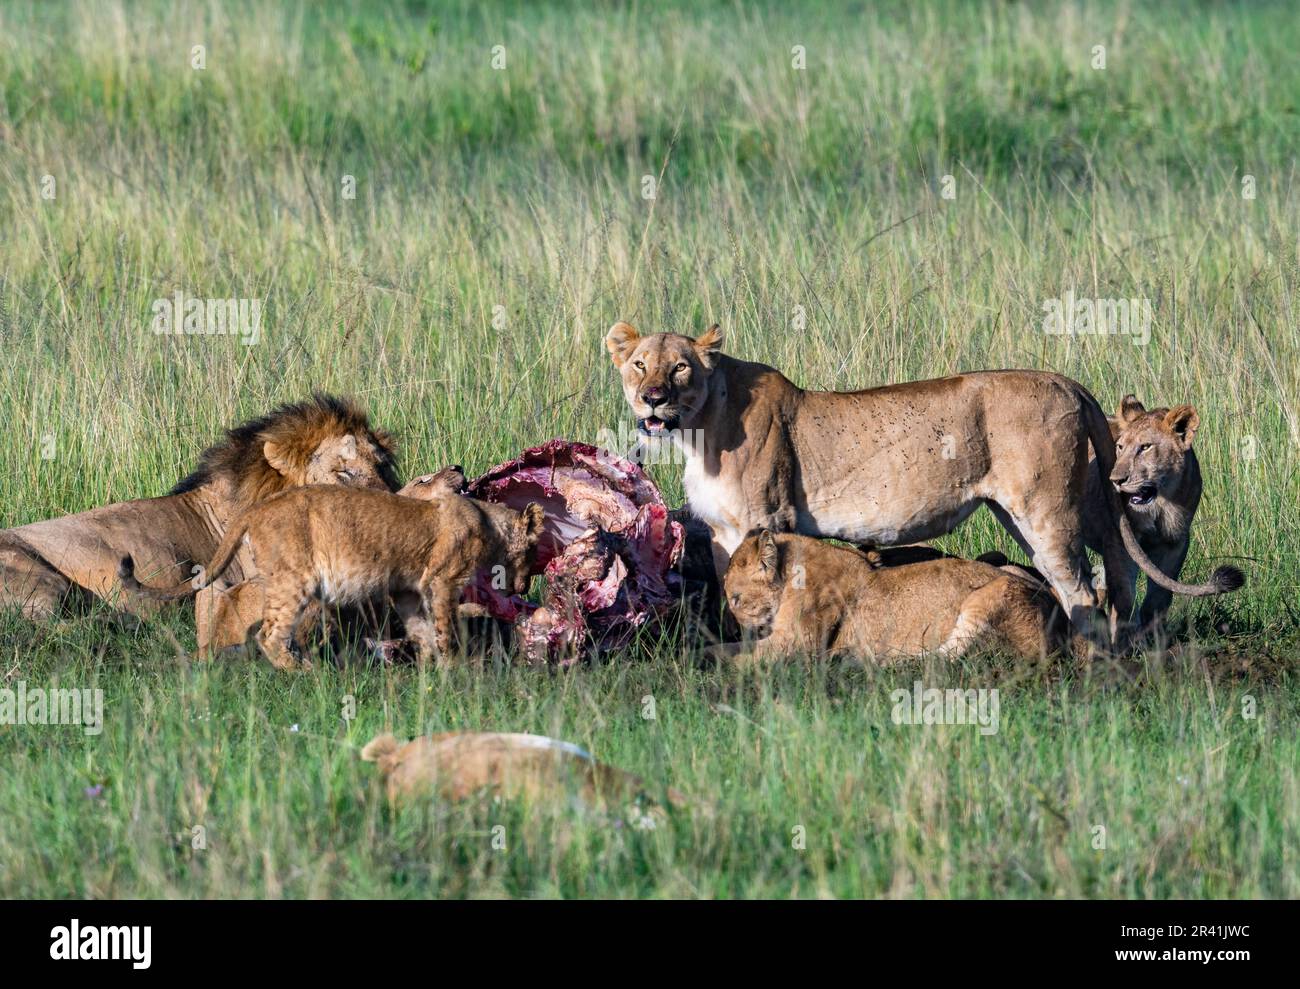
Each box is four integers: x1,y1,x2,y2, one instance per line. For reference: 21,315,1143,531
397,465,468,501
488,500,547,596
1109,394,1198,508
171,394,399,513
723,529,786,635
604,322,724,436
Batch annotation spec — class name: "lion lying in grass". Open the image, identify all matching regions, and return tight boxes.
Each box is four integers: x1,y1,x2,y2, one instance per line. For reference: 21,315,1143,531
121,485,543,669
362,731,686,827
0,394,398,623
720,530,1068,664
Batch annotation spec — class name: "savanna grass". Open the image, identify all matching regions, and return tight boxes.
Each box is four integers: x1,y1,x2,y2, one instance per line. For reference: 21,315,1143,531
0,0,1296,897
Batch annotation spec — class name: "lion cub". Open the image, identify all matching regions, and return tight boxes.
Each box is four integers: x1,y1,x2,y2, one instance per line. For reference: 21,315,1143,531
121,485,543,670
722,531,1066,664
194,464,475,658
362,731,687,826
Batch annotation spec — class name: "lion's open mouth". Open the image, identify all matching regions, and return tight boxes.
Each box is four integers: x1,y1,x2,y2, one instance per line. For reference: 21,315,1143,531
1124,483,1158,506
638,415,680,436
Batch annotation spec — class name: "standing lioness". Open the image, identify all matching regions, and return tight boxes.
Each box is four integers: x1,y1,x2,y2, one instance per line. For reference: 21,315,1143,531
605,323,1240,647
121,486,544,669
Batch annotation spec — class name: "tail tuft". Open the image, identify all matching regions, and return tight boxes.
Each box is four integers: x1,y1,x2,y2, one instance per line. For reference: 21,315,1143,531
976,551,1010,567
1212,565,1246,594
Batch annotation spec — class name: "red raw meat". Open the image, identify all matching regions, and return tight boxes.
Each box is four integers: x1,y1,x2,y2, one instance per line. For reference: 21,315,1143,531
462,440,686,665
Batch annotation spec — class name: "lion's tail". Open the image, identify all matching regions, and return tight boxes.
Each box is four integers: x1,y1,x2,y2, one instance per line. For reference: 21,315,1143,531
1079,388,1245,598
117,518,250,601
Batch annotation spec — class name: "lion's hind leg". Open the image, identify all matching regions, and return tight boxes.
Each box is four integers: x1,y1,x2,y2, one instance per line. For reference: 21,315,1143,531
941,576,1060,662
0,535,79,620
986,502,1104,651
255,577,315,671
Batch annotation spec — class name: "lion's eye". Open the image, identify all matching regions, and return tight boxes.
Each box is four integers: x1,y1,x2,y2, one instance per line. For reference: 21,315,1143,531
674,363,688,374
633,360,646,372
1137,443,1151,454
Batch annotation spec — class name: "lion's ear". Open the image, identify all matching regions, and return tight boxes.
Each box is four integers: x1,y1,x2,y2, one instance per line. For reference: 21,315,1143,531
1164,405,1200,449
757,529,779,575
518,502,546,541
605,322,640,367
371,428,397,454
1118,394,1146,423
263,440,296,478
694,324,724,369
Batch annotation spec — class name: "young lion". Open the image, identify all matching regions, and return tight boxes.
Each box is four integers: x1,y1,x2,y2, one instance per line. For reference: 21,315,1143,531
361,731,687,825
979,396,1242,634
722,531,1066,664
120,485,543,670
1084,395,1236,631
197,464,475,657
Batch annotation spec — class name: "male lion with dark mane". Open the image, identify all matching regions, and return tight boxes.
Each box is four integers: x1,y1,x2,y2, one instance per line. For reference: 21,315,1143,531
604,322,1242,648
0,394,398,622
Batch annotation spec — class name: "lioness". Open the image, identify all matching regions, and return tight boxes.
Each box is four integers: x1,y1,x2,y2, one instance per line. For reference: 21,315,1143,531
0,394,398,621
604,322,1241,647
121,486,544,669
722,530,1066,663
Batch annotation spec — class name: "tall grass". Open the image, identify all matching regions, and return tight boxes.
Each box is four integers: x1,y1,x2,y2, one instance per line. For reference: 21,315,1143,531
0,0,1296,897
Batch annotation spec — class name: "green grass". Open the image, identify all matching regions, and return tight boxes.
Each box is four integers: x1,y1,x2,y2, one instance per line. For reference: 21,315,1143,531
0,0,1297,898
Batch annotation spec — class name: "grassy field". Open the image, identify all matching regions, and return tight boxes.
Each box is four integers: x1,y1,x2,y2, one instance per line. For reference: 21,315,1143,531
1,0,1297,898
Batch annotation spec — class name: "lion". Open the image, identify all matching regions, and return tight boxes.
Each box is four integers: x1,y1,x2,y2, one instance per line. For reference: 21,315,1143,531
361,731,687,825
604,322,1243,649
0,394,398,623
397,464,469,501
977,395,1235,634
120,485,544,669
198,464,472,657
1086,395,1223,631
719,530,1067,663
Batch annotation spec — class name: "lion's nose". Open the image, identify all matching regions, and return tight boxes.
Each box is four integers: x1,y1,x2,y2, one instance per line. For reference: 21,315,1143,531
1111,472,1128,486
641,387,667,407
